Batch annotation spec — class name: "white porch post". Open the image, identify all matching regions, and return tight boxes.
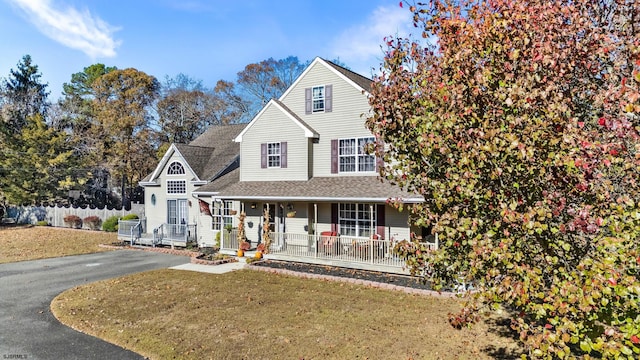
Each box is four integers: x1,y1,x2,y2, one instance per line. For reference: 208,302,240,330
370,204,374,263
314,203,318,258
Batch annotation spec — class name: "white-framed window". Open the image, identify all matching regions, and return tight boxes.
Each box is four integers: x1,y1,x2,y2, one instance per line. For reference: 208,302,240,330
339,203,376,238
212,200,234,231
167,180,186,194
222,200,234,228
339,137,375,173
167,161,185,175
312,86,324,112
267,142,281,168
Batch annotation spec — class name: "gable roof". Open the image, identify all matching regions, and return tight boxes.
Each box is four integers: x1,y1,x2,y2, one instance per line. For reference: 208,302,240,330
278,57,373,101
234,99,319,142
324,60,373,93
140,124,245,185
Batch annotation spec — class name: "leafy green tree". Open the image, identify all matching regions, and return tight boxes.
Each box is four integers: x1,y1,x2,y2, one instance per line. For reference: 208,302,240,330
92,68,160,197
54,64,117,205
367,0,640,358
57,64,116,153
0,55,49,135
0,114,77,204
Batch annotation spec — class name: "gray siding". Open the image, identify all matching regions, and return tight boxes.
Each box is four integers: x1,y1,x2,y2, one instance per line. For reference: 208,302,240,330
240,104,309,181
280,62,375,178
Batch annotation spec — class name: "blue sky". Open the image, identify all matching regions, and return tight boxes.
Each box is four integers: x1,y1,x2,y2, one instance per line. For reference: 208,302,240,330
0,0,417,100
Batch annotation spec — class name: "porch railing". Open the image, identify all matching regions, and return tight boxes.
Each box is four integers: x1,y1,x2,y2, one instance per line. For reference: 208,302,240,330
153,223,197,248
221,229,438,272
118,219,146,243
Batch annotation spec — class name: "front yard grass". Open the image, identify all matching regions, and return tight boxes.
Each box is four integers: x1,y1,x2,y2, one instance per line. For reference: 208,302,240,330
51,269,523,359
0,226,116,263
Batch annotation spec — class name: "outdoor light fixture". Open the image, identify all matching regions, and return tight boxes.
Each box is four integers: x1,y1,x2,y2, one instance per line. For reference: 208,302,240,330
151,194,156,205
250,203,257,209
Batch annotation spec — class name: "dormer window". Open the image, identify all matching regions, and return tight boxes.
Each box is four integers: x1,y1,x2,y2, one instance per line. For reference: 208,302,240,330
305,85,332,114
312,86,325,112
167,161,185,175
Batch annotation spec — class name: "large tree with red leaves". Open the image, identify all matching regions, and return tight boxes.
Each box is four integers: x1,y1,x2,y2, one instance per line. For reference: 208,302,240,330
368,0,639,357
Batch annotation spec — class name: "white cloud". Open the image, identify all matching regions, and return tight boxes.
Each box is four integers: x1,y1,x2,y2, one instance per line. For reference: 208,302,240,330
7,0,120,58
330,5,417,77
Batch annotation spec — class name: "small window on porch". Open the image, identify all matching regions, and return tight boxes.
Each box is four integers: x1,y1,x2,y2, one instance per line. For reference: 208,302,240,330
212,201,234,231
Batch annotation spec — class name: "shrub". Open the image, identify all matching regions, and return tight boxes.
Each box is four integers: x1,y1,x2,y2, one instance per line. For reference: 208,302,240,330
35,220,49,226
83,216,102,230
63,214,82,228
102,215,120,232
121,213,139,221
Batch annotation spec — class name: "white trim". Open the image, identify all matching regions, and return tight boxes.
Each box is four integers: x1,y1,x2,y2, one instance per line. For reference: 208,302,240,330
166,160,186,176
192,191,220,197
139,181,160,187
311,84,325,113
234,100,318,142
338,136,376,174
211,195,424,203
267,142,281,168
146,144,203,183
190,180,208,186
166,179,187,195
279,57,370,101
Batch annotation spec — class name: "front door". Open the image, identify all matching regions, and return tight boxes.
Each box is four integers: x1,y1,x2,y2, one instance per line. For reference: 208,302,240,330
168,199,188,235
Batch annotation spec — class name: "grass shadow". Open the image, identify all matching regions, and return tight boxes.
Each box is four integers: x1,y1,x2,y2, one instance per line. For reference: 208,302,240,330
482,310,526,359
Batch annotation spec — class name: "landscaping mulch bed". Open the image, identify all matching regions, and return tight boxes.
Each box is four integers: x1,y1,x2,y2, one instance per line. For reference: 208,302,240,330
252,259,433,291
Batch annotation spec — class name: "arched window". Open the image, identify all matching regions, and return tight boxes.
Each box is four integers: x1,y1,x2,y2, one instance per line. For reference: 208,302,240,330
167,161,185,175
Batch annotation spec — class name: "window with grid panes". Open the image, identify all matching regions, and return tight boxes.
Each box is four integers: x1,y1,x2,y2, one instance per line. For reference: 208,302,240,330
339,137,375,173
338,203,376,237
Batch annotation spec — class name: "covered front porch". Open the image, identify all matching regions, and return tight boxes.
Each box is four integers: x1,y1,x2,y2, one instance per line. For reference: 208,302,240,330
198,176,429,274
221,228,437,274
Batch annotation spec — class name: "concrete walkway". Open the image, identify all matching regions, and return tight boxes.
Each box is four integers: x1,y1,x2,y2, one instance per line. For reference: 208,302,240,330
170,260,247,274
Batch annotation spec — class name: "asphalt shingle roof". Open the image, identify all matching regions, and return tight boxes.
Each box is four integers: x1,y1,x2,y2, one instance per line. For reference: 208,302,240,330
324,59,373,93
205,176,422,203
141,124,245,184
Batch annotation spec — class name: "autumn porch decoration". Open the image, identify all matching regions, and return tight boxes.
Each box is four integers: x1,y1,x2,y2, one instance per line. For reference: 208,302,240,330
236,211,250,257
260,207,273,256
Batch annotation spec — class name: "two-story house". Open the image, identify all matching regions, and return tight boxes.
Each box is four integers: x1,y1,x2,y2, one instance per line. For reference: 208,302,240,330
194,58,424,273
135,124,245,247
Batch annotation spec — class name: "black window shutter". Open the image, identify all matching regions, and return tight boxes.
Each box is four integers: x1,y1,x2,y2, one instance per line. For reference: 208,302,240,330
331,139,338,174
261,143,267,168
281,142,287,168
325,84,332,112
331,203,338,233
376,204,385,240
305,88,312,114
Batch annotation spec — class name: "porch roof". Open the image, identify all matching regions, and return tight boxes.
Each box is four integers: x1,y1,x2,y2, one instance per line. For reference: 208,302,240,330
196,176,423,203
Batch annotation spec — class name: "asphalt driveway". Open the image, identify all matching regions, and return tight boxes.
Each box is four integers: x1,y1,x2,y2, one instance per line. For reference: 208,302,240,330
0,250,189,360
